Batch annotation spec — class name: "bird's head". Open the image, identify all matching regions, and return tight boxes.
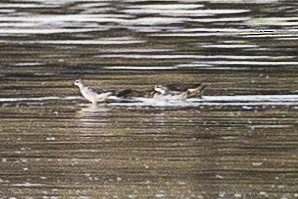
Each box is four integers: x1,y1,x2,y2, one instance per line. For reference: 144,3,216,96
154,85,168,95
74,79,83,87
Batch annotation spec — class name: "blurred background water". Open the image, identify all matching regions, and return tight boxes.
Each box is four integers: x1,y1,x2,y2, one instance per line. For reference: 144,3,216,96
0,0,298,198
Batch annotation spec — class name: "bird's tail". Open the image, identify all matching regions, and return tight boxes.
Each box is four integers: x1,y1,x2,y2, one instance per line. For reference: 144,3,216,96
187,84,207,98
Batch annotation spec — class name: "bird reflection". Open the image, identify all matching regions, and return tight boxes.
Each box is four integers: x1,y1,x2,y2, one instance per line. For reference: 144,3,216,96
76,103,110,130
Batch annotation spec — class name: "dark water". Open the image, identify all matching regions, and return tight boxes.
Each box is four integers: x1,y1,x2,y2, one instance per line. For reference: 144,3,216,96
1,0,298,198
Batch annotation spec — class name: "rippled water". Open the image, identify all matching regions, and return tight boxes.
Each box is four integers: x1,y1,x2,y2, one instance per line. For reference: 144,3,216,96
1,0,298,198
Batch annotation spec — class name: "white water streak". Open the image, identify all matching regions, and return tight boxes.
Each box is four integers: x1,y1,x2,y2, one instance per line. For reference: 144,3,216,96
1,95,298,107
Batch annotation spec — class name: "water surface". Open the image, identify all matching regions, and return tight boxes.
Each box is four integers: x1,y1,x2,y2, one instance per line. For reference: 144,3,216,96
0,0,298,198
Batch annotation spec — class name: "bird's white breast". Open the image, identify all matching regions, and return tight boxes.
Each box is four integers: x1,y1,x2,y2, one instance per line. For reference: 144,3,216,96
81,87,97,102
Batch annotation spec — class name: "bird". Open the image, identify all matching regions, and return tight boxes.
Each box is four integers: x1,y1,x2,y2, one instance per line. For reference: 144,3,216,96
115,83,207,100
153,85,188,100
74,79,113,104
153,83,207,100
116,88,156,99
164,83,207,98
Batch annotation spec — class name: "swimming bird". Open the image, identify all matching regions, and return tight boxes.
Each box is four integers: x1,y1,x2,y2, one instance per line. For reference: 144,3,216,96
153,83,207,100
165,83,207,98
153,85,188,100
74,79,112,104
116,88,156,99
